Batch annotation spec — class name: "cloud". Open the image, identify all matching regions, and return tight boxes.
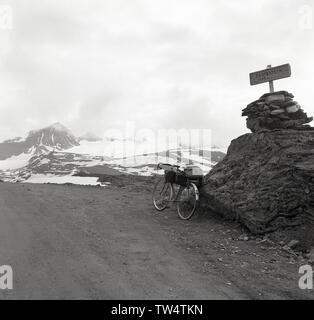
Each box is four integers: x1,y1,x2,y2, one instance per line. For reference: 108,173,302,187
0,0,313,146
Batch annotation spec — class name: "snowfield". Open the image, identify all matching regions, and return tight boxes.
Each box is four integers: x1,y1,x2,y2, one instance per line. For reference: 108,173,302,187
24,173,109,186
0,152,33,170
66,140,225,176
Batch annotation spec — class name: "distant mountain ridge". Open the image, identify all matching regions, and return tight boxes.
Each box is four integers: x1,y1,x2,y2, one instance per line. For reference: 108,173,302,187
0,122,226,183
0,123,79,160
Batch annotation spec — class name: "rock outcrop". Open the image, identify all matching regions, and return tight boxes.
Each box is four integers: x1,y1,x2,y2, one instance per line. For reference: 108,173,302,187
202,91,314,243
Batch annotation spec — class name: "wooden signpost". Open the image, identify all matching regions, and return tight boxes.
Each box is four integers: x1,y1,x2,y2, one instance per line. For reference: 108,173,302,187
249,63,291,93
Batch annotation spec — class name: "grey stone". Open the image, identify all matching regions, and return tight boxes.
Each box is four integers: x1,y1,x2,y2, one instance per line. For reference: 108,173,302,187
201,128,314,238
308,248,314,263
238,234,249,241
287,240,299,249
265,94,285,104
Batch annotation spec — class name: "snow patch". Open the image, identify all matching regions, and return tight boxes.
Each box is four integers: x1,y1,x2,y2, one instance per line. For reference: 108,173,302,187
0,152,32,170
24,173,107,186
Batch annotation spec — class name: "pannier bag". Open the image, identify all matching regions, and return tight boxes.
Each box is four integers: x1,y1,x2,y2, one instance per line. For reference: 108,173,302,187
165,170,176,184
184,165,203,188
175,172,188,187
184,165,203,177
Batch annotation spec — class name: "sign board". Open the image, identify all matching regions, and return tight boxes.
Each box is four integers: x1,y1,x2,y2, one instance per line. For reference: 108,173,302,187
249,64,291,86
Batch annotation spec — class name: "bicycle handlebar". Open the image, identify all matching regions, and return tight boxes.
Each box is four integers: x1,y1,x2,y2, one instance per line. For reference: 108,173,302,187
157,163,180,171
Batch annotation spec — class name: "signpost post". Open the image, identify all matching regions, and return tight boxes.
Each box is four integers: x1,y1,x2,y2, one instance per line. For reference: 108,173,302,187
267,65,274,93
249,63,291,93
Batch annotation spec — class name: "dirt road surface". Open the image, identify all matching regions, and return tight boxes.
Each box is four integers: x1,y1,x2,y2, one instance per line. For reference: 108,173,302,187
0,180,312,299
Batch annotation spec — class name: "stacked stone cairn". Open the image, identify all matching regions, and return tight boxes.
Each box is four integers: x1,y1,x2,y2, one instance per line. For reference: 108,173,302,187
242,91,313,132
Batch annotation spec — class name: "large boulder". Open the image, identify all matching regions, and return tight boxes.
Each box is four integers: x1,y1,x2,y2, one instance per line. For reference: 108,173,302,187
201,127,314,237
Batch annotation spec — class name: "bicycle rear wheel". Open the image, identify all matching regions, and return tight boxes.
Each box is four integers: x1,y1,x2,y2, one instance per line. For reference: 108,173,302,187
152,177,173,211
176,182,198,220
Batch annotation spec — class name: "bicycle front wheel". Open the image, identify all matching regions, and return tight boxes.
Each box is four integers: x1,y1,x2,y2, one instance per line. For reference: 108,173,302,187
176,182,199,220
152,178,172,211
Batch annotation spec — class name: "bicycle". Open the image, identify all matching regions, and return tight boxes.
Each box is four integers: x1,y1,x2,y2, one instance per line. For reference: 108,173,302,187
152,163,203,220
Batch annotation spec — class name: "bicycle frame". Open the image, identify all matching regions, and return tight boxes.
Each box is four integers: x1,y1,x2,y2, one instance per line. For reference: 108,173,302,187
159,180,198,204
155,162,200,204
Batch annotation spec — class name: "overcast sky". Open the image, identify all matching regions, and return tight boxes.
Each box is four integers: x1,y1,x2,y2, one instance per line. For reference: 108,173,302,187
0,0,313,146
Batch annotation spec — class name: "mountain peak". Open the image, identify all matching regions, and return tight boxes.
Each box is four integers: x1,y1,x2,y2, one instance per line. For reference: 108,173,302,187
26,122,79,151
0,123,79,160
48,122,69,132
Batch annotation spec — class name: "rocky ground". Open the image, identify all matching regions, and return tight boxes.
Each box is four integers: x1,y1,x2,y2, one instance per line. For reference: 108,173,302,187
202,128,314,248
0,177,312,300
